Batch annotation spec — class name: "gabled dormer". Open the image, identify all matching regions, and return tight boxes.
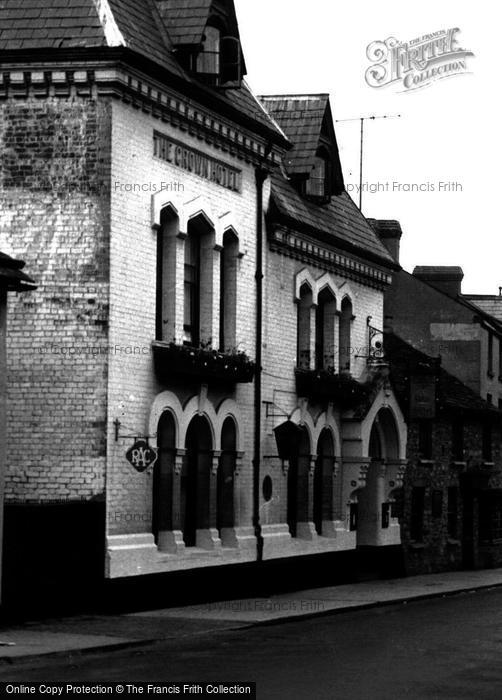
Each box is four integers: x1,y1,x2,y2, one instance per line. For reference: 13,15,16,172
156,0,246,88
258,94,344,203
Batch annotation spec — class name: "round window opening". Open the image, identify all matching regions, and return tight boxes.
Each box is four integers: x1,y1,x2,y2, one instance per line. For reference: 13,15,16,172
262,476,273,502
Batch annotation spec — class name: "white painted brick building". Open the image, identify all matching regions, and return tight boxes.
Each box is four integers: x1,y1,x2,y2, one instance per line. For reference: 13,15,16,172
0,0,408,602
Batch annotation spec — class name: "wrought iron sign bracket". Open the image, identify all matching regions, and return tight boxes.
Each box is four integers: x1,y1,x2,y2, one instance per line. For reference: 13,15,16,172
113,418,156,444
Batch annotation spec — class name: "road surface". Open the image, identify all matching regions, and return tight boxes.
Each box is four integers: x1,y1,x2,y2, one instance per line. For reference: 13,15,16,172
3,588,502,699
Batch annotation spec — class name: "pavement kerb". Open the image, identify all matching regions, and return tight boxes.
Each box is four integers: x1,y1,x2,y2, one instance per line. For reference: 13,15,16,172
236,580,502,630
3,577,502,667
0,624,250,668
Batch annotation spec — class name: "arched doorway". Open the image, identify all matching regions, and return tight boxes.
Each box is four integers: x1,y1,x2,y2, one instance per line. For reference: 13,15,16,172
358,408,400,547
152,411,176,543
183,415,213,547
287,426,310,537
314,429,335,535
218,417,236,534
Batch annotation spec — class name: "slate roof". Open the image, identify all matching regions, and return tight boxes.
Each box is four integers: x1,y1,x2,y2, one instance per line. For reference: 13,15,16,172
0,252,36,291
259,94,329,175
0,0,183,74
269,170,396,266
386,333,501,418
156,0,213,45
463,296,502,324
0,0,103,50
0,0,285,142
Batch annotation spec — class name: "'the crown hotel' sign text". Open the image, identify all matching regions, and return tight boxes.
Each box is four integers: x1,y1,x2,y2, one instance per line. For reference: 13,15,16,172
154,132,242,193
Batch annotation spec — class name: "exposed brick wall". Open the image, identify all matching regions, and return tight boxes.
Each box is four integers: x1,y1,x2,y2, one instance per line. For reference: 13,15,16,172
402,416,502,574
0,97,112,502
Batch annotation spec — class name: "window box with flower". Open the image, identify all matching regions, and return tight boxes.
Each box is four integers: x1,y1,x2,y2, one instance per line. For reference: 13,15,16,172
152,340,255,386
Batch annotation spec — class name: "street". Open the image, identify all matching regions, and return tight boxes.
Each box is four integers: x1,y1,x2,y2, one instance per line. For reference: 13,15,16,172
2,588,502,699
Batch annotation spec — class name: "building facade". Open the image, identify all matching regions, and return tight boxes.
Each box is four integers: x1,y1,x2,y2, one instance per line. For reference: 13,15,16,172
383,257,502,408
257,96,407,563
387,333,502,574
371,220,502,574
0,0,410,604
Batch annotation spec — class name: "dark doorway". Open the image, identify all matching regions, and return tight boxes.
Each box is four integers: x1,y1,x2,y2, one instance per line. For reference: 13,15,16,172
152,412,175,543
183,416,212,547
288,426,310,537
314,429,335,535
218,417,237,533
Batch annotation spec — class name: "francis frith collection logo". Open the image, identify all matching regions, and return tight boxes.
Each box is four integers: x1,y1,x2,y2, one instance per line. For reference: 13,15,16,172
365,28,474,92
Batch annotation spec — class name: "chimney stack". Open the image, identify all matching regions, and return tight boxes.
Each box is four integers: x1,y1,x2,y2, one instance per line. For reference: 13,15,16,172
367,219,402,263
413,266,464,298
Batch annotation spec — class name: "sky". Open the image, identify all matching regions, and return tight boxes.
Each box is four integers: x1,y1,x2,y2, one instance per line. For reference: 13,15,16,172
235,0,500,294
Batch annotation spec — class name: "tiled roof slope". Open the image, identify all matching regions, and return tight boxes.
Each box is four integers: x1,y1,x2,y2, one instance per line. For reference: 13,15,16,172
0,0,183,74
156,0,212,45
269,170,396,266
0,0,285,141
463,296,502,323
0,0,104,50
386,333,500,417
220,82,288,140
259,94,328,175
108,0,182,72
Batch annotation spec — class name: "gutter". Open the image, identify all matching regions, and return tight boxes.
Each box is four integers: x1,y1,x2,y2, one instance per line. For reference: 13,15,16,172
253,144,273,563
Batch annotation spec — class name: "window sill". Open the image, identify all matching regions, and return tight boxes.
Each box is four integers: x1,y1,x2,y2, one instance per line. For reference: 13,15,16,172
447,538,461,546
409,542,426,550
418,459,435,466
450,461,467,468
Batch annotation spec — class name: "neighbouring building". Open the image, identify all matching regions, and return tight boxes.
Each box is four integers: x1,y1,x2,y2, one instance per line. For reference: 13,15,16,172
369,219,502,574
375,221,502,410
1,0,411,607
257,95,407,567
386,333,502,574
0,252,36,602
463,292,502,326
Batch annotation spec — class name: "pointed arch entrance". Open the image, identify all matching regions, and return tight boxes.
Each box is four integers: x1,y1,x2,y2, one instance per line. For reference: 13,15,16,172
287,426,311,537
358,408,401,547
152,411,176,543
314,428,336,535
183,415,213,547
217,417,237,533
